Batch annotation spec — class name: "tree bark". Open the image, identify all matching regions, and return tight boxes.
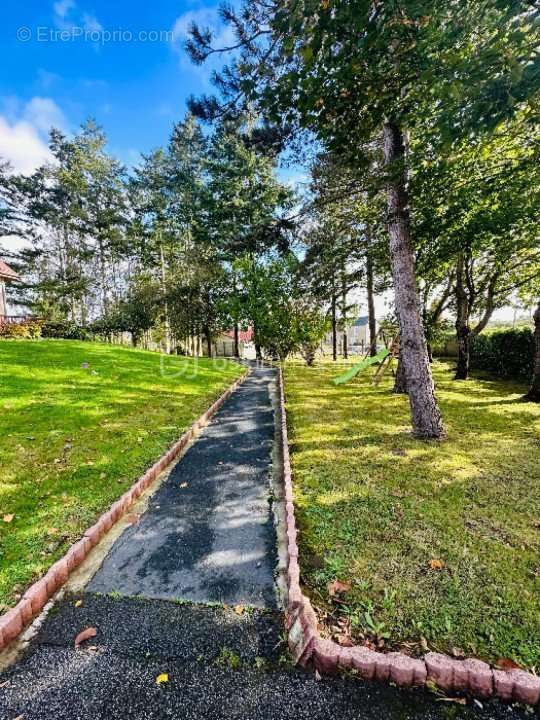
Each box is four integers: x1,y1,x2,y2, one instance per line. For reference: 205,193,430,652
160,242,171,355
204,326,213,358
383,120,444,439
366,251,377,356
234,323,240,358
331,292,337,361
454,252,471,380
523,301,540,402
341,261,348,359
394,355,408,394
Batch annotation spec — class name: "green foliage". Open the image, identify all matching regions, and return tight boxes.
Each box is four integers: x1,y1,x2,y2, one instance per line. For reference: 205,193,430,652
0,320,42,340
471,328,535,382
41,321,92,341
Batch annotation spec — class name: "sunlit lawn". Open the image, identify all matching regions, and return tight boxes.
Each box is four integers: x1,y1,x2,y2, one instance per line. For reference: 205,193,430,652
284,359,540,668
0,340,243,609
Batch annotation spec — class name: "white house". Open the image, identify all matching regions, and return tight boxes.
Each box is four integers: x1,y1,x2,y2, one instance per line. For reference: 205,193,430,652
0,260,19,319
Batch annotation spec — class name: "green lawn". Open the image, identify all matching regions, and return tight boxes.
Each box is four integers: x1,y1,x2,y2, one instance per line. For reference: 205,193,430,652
284,360,540,669
0,340,243,609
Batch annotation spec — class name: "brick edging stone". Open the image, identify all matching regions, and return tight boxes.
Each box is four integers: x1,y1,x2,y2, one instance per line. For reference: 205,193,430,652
278,367,540,706
0,367,250,651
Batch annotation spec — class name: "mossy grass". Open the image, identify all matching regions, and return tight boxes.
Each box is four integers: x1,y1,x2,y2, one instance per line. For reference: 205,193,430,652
0,339,243,609
284,359,540,669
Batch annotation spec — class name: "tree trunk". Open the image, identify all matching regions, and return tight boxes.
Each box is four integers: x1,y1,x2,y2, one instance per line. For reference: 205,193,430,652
394,355,408,394
454,252,471,380
383,120,444,439
234,323,240,358
160,242,171,355
331,293,337,361
523,301,540,402
366,251,377,357
341,262,348,359
205,326,212,358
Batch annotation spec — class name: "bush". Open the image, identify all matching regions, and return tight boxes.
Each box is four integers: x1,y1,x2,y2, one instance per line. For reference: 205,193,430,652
41,321,92,341
0,320,42,339
470,328,534,382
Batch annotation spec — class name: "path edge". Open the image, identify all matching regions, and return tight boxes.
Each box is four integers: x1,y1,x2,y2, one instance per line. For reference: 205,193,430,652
0,365,250,651
278,367,540,707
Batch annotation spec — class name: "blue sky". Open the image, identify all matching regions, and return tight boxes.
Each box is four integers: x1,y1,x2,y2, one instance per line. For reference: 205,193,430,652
0,0,235,171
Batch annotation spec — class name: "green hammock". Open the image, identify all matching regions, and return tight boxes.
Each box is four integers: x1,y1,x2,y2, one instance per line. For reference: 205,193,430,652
332,348,390,386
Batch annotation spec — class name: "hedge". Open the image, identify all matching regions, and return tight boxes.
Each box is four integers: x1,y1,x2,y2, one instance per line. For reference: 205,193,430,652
41,321,93,341
470,328,535,382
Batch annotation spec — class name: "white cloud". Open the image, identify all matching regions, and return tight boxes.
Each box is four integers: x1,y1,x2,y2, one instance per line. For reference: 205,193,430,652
53,0,76,20
53,0,103,37
171,7,236,86
23,97,67,135
0,118,51,175
0,97,67,175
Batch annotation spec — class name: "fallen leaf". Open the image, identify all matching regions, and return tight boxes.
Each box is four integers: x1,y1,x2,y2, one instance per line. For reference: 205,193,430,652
0,680,10,688
47,528,59,536
74,627,97,647
74,600,83,608
327,580,352,597
335,634,354,647
2,514,14,523
179,482,188,489
315,669,322,681
496,657,522,671
429,559,445,570
156,673,169,685
99,473,106,480
13,715,25,720
436,697,467,705
234,605,245,616
125,514,140,525
451,647,465,659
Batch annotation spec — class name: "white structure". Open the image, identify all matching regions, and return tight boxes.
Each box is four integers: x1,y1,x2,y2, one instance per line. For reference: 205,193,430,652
325,316,377,355
0,260,19,318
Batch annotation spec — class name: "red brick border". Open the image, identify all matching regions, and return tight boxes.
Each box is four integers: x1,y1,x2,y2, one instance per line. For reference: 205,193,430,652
0,367,249,651
278,368,540,706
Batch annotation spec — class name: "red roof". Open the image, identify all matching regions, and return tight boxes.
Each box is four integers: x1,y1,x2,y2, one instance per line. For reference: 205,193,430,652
0,260,19,281
224,328,254,343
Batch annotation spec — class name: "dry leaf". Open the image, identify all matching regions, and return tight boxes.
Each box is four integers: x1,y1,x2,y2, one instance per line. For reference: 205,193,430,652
156,673,169,685
327,580,352,597
496,657,521,671
429,559,445,570
125,514,140,525
179,482,188,489
234,605,245,616
74,600,83,608
335,634,354,647
0,680,10,688
47,528,58,536
315,669,322,681
2,514,14,523
100,473,106,480
436,697,467,705
74,627,97,647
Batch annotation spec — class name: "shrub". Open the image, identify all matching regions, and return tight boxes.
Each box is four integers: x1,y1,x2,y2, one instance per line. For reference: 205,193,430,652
41,321,92,341
470,328,534,382
0,320,43,339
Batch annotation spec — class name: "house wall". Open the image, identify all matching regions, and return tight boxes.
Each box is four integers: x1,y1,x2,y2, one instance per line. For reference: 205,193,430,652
0,280,6,317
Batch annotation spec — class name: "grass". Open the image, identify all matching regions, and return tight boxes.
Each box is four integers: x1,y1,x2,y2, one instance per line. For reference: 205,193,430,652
283,359,540,669
0,339,243,609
